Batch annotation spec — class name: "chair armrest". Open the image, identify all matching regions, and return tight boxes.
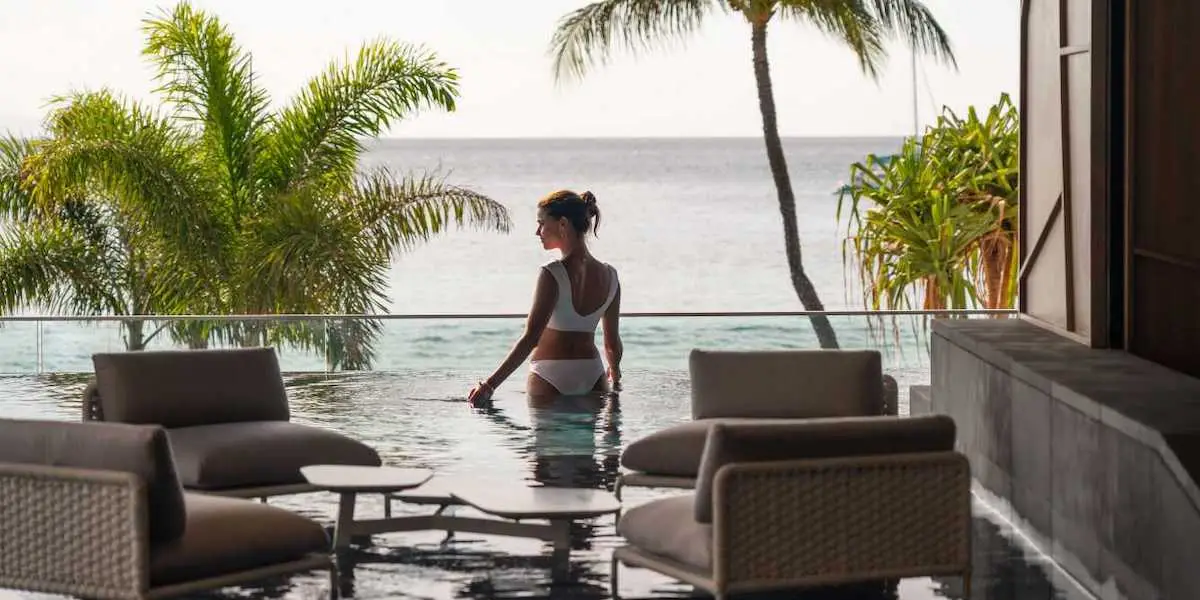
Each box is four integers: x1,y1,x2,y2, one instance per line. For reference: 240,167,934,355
82,379,104,421
0,463,148,599
710,452,971,593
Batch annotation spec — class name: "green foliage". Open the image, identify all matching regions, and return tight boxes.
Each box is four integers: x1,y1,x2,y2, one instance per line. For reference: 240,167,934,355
549,0,956,83
0,1,512,368
836,92,1020,311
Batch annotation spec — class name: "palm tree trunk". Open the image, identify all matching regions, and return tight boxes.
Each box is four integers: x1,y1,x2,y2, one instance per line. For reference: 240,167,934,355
750,21,839,349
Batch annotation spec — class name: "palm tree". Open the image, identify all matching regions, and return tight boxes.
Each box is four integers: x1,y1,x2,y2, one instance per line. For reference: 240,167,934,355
549,0,956,348
2,2,512,368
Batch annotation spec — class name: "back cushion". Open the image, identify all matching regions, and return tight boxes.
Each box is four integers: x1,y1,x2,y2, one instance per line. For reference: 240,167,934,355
0,418,188,544
689,349,885,420
92,347,290,429
693,415,957,523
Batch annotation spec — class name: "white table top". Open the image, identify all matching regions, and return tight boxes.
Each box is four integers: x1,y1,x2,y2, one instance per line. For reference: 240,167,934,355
453,485,621,519
300,465,433,492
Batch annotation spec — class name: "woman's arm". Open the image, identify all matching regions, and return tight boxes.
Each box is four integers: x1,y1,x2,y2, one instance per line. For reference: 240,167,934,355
470,268,557,402
602,281,622,389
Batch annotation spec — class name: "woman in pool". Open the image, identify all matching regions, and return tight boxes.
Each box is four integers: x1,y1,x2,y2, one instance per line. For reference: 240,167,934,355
468,189,622,406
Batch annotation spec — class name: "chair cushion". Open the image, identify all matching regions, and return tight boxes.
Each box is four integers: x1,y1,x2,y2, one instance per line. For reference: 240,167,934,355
689,349,884,419
0,418,187,545
92,347,290,429
617,494,712,571
693,415,958,523
150,493,328,586
169,421,382,490
620,418,814,477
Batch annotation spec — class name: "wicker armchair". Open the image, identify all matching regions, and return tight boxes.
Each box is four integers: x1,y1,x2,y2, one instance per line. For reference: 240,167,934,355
611,416,973,599
616,349,899,498
82,347,380,499
0,418,332,600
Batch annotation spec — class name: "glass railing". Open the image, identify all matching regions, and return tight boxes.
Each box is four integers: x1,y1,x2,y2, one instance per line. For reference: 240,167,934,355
0,310,1012,374
0,310,1013,421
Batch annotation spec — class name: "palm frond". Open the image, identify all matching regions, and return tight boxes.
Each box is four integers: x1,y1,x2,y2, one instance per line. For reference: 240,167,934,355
864,0,956,67
778,0,888,78
0,224,122,316
0,135,38,222
349,167,513,257
550,0,716,82
142,1,271,219
28,90,229,265
235,185,392,316
262,40,459,192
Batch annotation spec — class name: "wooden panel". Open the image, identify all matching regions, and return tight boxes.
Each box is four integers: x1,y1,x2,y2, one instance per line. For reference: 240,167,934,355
1130,257,1200,379
1066,52,1093,339
1021,0,1069,327
1066,0,1092,46
1126,0,1200,374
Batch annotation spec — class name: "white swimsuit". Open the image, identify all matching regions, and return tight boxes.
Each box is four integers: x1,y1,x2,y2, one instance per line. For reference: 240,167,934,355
529,260,619,395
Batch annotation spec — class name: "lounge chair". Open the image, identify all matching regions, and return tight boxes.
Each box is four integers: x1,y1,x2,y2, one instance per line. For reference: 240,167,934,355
612,415,973,599
616,349,898,498
82,347,381,499
0,418,333,599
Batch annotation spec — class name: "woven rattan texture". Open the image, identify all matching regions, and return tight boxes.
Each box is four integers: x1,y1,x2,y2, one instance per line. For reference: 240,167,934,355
718,457,970,584
0,468,143,599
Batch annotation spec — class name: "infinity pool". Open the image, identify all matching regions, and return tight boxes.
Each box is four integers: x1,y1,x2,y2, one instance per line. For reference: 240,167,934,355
0,369,1093,600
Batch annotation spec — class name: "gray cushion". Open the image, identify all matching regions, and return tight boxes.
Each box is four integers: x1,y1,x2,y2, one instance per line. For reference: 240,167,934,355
689,349,884,420
92,347,290,429
620,418,814,477
617,494,712,571
693,415,958,523
169,421,382,490
0,418,187,544
150,493,328,586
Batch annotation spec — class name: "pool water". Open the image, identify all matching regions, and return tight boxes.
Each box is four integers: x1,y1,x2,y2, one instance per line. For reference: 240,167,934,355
0,370,1093,600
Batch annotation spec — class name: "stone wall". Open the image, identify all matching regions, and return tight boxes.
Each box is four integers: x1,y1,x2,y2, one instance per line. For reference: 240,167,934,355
931,318,1200,600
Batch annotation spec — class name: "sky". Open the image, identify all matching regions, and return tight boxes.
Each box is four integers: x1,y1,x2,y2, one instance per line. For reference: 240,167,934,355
0,0,1020,138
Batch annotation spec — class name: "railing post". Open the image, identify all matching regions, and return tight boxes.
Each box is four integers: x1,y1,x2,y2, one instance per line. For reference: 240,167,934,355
36,319,43,375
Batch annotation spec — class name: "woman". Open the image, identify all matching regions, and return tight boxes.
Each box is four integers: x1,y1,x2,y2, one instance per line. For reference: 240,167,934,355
467,189,622,406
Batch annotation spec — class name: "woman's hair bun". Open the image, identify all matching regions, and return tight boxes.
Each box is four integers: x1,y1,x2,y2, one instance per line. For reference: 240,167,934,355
580,190,597,206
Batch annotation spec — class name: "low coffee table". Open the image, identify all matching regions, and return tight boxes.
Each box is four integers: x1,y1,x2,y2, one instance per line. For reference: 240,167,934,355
300,465,434,550
302,466,621,582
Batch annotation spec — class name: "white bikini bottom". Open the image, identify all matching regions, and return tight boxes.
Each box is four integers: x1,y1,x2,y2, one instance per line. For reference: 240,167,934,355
529,357,606,396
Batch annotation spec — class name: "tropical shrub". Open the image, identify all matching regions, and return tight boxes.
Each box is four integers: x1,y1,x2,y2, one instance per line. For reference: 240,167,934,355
836,92,1019,311
0,2,511,369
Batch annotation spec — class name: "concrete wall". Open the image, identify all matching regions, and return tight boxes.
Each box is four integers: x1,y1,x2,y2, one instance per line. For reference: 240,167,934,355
932,318,1200,600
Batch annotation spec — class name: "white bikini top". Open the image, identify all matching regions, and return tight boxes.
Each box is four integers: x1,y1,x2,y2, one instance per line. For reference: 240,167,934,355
543,260,618,333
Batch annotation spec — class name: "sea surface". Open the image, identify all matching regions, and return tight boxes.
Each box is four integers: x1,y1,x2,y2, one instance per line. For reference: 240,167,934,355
0,139,1082,600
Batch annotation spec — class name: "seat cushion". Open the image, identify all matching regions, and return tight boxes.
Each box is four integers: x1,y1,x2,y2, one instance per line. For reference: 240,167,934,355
617,494,712,571
620,418,814,477
693,415,958,523
168,421,381,490
91,347,290,429
150,493,329,586
689,349,885,419
0,418,187,545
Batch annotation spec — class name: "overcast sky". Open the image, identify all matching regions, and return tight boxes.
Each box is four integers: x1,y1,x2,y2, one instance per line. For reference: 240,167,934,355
0,0,1019,138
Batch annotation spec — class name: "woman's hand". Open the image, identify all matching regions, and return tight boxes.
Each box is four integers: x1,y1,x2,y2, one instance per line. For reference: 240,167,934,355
468,380,495,407
608,366,622,391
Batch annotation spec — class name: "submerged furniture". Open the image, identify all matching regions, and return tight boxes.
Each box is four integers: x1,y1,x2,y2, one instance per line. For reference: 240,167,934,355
82,347,382,499
302,466,622,582
0,418,332,600
612,416,973,599
616,349,899,497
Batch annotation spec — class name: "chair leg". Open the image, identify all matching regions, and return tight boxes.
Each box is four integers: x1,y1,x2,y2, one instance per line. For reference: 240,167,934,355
609,552,620,599
963,570,972,599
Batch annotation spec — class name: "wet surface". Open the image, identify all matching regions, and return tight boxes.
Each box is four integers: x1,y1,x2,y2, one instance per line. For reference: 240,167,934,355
0,371,1095,600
